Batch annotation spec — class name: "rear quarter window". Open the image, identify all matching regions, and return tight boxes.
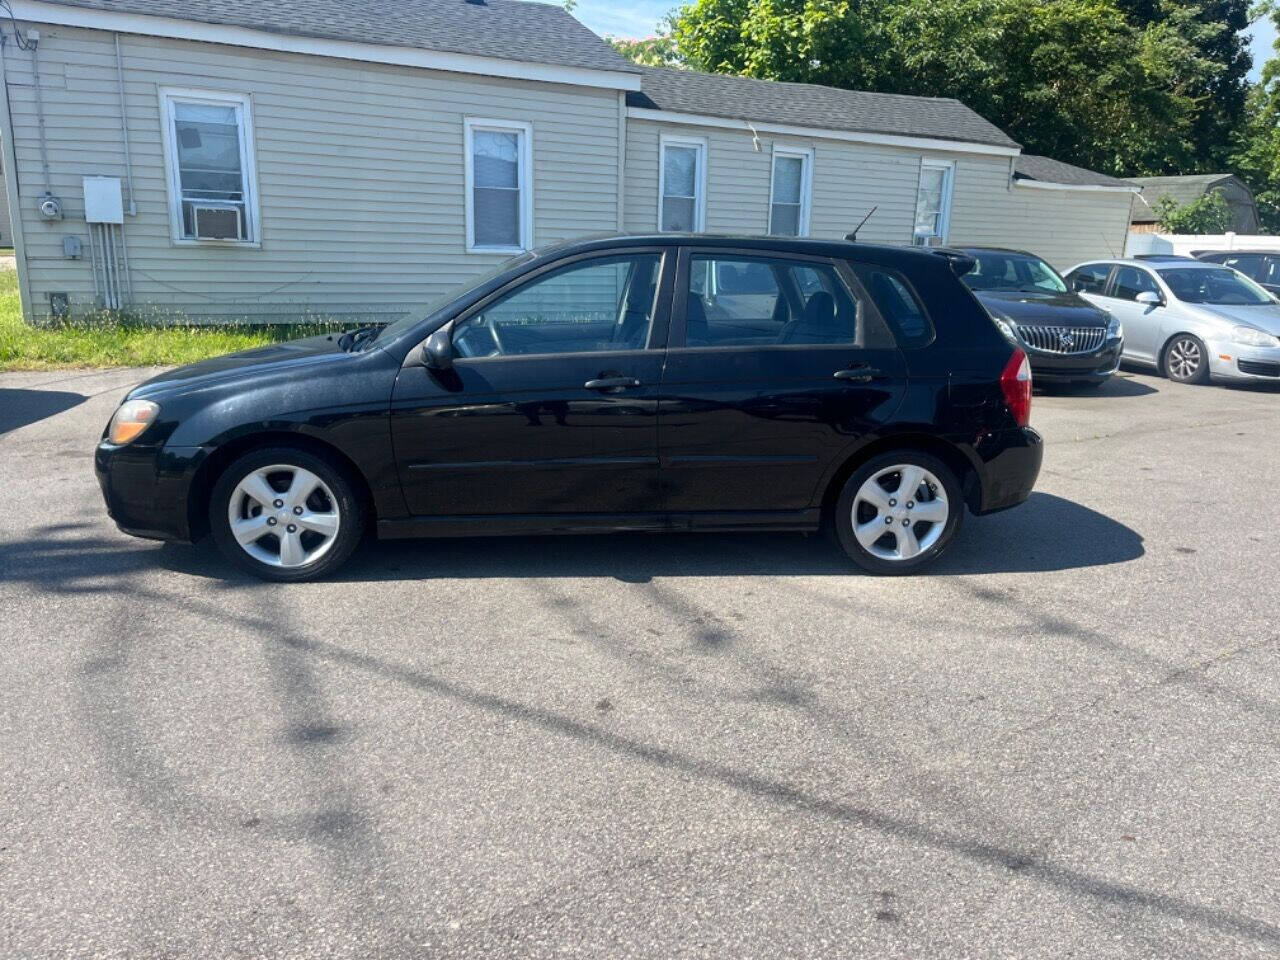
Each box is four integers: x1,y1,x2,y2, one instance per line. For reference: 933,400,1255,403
853,265,935,348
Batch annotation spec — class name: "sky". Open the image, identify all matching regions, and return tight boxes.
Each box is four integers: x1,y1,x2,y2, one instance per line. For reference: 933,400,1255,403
569,1,1278,82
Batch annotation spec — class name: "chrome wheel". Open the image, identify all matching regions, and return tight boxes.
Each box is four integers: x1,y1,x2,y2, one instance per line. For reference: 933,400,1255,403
851,464,949,561
226,464,341,568
1167,337,1202,381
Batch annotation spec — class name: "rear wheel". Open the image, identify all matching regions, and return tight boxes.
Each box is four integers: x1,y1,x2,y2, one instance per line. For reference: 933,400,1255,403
1163,334,1210,384
209,447,365,582
834,451,963,575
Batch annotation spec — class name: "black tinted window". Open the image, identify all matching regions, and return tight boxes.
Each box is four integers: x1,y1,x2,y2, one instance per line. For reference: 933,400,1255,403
683,255,870,347
856,267,933,348
1111,267,1161,302
1067,263,1111,294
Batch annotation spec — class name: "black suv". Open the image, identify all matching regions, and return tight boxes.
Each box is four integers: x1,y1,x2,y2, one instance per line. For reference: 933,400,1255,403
96,235,1043,581
955,246,1123,386
1193,250,1280,296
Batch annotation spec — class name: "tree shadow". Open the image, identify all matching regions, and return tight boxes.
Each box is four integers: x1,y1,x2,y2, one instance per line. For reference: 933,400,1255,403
0,388,87,435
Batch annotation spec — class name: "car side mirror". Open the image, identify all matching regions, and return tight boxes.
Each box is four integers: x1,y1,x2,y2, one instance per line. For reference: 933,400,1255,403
420,326,454,370
1136,291,1162,306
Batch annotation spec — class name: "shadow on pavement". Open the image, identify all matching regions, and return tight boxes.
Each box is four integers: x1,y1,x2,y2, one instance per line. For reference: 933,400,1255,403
1037,375,1157,399
0,388,87,435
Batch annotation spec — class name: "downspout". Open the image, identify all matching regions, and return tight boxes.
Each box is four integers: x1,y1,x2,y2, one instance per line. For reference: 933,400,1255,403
114,32,135,215
0,32,34,323
616,90,626,231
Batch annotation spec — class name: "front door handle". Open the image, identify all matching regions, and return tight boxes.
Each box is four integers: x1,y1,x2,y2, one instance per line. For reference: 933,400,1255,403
584,376,641,391
833,366,885,382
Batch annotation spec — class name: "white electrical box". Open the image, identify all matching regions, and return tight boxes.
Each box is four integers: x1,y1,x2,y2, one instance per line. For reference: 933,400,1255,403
83,176,124,224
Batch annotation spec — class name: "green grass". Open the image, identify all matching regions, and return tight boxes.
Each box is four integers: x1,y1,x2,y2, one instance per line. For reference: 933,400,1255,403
0,270,346,370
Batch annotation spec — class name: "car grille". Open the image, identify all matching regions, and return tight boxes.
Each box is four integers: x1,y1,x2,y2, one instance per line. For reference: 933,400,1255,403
1016,325,1107,355
1238,359,1280,377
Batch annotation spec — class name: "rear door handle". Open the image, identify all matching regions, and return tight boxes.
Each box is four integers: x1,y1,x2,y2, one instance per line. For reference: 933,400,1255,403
584,376,641,391
833,367,885,382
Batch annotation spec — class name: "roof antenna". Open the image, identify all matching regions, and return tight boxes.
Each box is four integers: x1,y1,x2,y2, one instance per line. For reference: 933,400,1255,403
845,206,877,242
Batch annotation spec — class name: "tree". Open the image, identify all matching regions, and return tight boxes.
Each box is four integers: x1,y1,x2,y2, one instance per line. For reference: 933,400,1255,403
1232,1,1280,232
608,35,685,68
1152,190,1235,231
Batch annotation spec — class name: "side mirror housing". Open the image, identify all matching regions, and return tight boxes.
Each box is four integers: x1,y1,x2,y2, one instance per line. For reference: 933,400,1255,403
1136,291,1162,306
420,326,454,370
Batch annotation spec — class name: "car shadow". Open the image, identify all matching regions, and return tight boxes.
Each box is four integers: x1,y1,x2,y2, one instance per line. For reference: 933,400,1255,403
0,388,87,435
134,491,1139,584
1036,375,1157,398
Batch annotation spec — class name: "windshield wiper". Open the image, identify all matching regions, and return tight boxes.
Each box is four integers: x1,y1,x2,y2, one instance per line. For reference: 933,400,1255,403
337,325,381,352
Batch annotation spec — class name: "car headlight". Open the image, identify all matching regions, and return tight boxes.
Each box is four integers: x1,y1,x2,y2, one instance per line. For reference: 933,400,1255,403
1105,313,1123,339
991,317,1020,346
107,399,160,445
1230,325,1280,349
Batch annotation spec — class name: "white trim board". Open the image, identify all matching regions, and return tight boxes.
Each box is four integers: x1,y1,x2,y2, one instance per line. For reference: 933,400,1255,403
1013,178,1140,195
628,107,1020,158
10,0,642,92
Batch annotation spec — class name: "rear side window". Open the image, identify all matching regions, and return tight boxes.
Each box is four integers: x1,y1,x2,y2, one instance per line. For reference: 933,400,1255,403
683,255,884,347
1066,263,1111,294
854,266,934,348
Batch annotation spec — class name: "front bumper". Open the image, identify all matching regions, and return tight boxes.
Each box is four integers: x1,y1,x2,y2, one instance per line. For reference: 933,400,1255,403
1204,340,1280,382
1023,337,1123,383
95,441,203,542
973,426,1044,515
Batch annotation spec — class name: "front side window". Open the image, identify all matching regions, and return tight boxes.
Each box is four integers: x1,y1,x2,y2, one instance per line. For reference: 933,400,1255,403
682,255,873,348
770,148,813,237
465,119,532,252
660,137,706,232
963,252,1068,294
1158,267,1275,305
160,89,258,243
1067,263,1112,295
913,161,954,246
1111,266,1161,302
452,254,662,358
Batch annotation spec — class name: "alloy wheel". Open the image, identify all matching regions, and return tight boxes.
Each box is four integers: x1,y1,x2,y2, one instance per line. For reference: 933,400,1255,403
851,464,949,561
1167,337,1203,382
227,464,341,568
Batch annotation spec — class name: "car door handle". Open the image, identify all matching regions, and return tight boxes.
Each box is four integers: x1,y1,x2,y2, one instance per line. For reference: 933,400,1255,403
833,366,885,382
584,376,641,391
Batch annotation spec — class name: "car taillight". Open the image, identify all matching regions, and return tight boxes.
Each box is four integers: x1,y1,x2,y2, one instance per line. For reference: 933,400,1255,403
1000,348,1032,427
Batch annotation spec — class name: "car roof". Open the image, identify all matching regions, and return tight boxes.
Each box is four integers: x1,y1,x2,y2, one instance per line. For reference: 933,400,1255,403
951,245,1042,259
1072,258,1226,271
1195,249,1280,256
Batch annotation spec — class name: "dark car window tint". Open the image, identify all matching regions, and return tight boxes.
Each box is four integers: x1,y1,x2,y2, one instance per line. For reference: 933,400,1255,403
1222,254,1264,278
1067,263,1111,294
683,255,864,347
964,252,1066,293
1265,257,1280,286
454,254,661,358
1111,267,1161,302
856,267,933,348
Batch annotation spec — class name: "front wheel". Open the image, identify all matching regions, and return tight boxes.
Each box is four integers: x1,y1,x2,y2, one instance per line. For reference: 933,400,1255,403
1164,334,1210,384
209,447,365,582
834,452,963,575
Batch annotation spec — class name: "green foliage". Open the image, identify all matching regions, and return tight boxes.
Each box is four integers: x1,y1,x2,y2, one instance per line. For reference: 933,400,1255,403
608,34,685,68
0,271,347,370
648,0,1263,179
1152,190,1235,231
1230,1,1280,232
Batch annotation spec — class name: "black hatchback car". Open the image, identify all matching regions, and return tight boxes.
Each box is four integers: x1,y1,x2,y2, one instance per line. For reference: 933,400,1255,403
955,246,1123,386
96,235,1043,581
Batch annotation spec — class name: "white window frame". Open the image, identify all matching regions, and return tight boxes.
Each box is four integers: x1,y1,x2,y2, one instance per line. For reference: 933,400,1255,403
658,133,707,233
158,87,261,247
913,158,955,246
768,145,814,237
464,118,534,254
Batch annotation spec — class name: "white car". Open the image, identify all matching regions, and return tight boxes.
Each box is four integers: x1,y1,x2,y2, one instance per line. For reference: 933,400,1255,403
1063,256,1280,385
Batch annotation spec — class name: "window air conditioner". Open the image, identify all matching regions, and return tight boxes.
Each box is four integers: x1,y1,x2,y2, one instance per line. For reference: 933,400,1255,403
192,202,245,241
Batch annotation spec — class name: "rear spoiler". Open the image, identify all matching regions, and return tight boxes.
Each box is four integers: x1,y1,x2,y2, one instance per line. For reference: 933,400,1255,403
930,248,976,277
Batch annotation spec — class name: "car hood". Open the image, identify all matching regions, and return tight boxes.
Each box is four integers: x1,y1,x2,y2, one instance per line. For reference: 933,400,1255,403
128,334,358,399
1192,302,1280,334
972,289,1108,326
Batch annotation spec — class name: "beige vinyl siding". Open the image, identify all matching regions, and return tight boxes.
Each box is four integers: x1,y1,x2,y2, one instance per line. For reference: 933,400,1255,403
949,156,1133,270
4,24,623,321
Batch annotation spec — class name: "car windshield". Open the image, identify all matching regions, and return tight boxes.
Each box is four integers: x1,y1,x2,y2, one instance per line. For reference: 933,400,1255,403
1158,267,1275,305
373,253,535,342
961,251,1067,294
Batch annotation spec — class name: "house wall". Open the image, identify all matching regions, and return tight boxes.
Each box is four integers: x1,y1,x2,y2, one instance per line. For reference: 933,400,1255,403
2,24,624,322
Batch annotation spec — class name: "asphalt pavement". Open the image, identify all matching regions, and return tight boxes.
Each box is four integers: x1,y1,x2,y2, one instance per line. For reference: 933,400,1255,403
1,366,1278,959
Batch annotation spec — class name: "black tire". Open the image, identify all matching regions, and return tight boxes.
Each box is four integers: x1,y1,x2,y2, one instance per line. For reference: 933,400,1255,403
209,446,365,582
1163,334,1211,385
834,451,964,575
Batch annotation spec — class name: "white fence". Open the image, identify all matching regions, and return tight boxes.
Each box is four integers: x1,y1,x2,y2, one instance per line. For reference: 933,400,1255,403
1125,232,1278,257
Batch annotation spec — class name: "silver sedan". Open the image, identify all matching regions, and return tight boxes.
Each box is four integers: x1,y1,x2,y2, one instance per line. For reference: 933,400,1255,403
1063,257,1280,384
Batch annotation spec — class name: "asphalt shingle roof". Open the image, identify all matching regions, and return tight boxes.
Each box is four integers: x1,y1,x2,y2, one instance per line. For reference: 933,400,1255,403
1124,174,1243,221
626,67,1019,149
38,0,638,74
1013,154,1131,188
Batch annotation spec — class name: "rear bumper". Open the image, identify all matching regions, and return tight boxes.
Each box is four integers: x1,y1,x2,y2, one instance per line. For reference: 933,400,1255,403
95,441,202,542
973,426,1043,514
1025,338,1123,383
